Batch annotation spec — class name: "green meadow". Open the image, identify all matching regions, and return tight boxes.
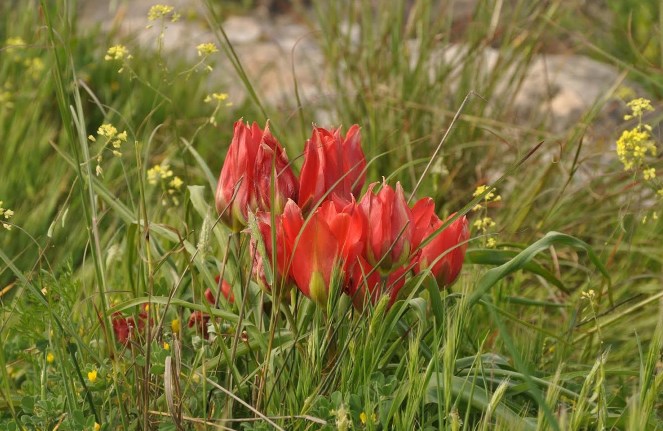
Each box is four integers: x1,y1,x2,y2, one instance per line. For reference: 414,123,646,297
1,1,662,430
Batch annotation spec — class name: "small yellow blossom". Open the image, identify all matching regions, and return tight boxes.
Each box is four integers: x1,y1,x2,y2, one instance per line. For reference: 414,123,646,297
643,167,656,180
657,189,663,198
24,57,45,80
581,289,596,300
0,201,14,230
486,237,497,248
653,212,659,220
616,128,656,171
94,422,101,431
473,217,495,232
169,176,183,190
104,45,131,61
171,319,180,334
147,163,174,185
204,92,229,103
97,124,118,138
163,342,170,351
148,4,175,21
88,135,96,142
46,352,55,363
197,43,218,57
624,97,654,120
6,36,25,48
87,368,98,383
5,37,25,57
359,411,368,425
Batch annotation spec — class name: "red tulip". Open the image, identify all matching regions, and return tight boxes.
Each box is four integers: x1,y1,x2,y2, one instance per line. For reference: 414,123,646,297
279,199,364,307
252,211,294,295
345,256,407,310
298,125,366,212
110,304,150,345
414,207,469,287
215,120,297,231
254,139,299,215
358,181,415,272
210,276,235,304
187,311,211,338
111,313,135,345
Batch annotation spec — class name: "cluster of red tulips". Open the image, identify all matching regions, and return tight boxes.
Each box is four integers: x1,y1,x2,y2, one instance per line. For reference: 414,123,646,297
216,120,470,310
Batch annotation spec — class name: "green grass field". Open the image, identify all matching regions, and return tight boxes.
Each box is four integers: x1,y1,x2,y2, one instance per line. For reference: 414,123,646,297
1,1,662,430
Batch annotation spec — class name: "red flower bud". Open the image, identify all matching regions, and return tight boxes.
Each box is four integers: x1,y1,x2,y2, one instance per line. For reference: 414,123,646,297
358,181,415,272
278,199,364,307
298,125,366,212
414,207,469,287
216,120,297,231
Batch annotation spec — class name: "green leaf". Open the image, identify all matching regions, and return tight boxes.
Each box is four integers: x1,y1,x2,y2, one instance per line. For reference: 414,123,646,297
468,232,610,308
466,248,569,293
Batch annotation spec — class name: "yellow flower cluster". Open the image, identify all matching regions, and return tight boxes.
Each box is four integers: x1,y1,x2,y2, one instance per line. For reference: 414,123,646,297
624,97,654,120
471,185,500,246
196,42,218,57
89,123,128,176
5,37,25,58
0,201,14,231
5,36,45,80
204,92,233,125
617,97,657,175
147,4,177,21
104,44,132,61
473,217,496,231
147,163,184,206
616,128,656,172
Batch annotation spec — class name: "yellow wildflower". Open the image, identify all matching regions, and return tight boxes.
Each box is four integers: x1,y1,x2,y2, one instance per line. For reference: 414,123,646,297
171,319,180,334
169,176,183,190
46,352,55,363
616,128,656,171
87,368,98,383
97,124,118,138
104,45,131,61
163,342,170,351
0,201,14,230
196,43,218,57
486,237,497,248
643,167,656,181
624,97,654,120
148,4,175,21
94,422,101,431
359,411,368,425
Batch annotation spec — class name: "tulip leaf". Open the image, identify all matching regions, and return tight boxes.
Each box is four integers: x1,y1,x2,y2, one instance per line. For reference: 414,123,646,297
466,248,569,294
467,232,610,308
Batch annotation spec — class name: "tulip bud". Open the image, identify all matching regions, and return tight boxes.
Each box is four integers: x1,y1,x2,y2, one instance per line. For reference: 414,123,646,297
298,125,366,212
216,120,298,231
359,181,414,273
415,213,469,287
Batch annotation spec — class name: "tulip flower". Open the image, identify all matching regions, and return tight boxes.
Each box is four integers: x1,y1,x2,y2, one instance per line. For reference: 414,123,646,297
215,120,298,231
210,276,235,304
298,125,366,212
414,207,469,287
251,211,294,295
279,199,364,307
358,181,415,273
345,256,407,310
111,313,135,345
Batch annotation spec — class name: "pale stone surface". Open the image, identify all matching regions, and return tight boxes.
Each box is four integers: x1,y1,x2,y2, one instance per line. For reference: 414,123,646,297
78,0,638,135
